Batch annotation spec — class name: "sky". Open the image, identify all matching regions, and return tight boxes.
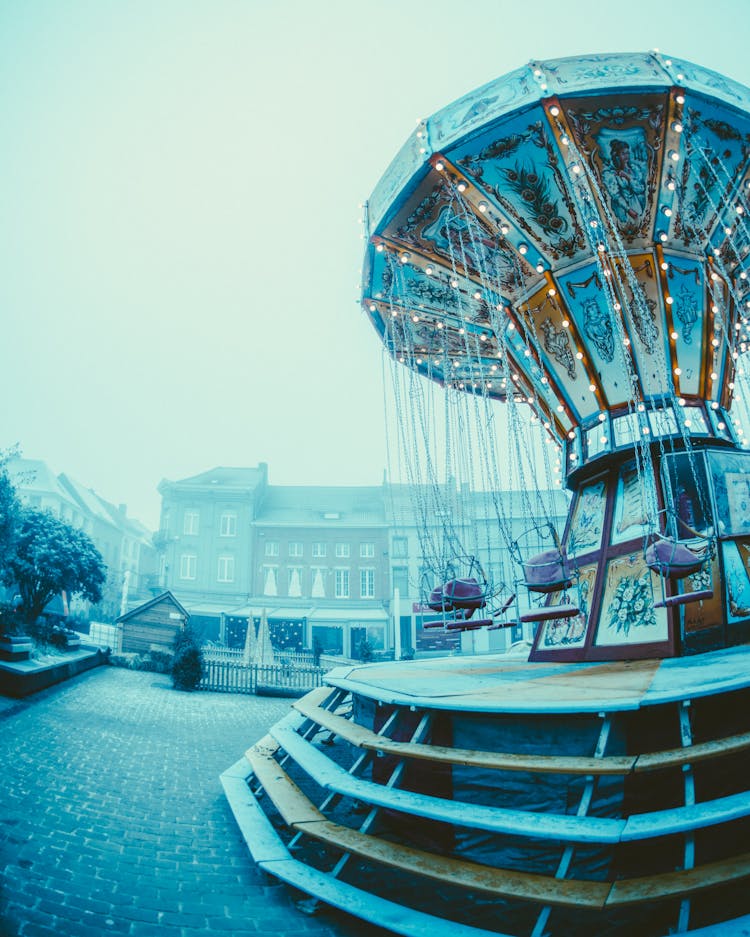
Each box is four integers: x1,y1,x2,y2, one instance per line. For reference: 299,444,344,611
2,0,749,529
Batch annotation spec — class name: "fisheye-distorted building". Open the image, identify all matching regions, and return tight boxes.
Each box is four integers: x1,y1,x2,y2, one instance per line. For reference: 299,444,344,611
155,464,567,657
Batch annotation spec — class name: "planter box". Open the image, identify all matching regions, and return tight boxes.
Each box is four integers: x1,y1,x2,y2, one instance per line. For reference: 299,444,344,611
0,635,33,662
0,647,106,698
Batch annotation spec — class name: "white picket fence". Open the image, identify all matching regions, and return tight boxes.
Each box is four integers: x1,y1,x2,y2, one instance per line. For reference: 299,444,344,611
199,655,327,696
201,645,317,668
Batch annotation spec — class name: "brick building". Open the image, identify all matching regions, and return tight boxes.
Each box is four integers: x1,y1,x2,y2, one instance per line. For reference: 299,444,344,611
155,464,568,659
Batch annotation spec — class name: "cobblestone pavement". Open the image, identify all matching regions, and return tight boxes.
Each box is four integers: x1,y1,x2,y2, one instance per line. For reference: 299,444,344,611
0,666,388,937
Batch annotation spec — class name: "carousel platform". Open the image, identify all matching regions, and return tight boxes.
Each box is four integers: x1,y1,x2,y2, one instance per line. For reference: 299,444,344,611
223,647,750,936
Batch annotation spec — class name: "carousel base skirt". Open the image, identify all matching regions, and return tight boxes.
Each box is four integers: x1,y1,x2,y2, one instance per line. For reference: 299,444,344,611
223,647,750,937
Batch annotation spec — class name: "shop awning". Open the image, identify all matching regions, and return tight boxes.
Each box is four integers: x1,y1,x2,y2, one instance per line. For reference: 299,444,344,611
225,605,312,619
308,606,388,623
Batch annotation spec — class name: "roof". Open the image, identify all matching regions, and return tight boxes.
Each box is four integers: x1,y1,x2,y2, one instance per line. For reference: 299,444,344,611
9,458,79,508
59,474,118,525
256,485,387,527
8,458,155,537
159,465,268,494
116,590,189,623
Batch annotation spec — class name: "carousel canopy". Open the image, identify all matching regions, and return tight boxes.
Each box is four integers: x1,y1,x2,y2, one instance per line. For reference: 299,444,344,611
361,52,750,480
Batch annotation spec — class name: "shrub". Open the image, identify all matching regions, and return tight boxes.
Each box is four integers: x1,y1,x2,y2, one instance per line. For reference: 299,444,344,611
171,625,203,691
48,626,69,649
109,653,139,669
0,601,23,637
147,649,174,673
357,638,375,662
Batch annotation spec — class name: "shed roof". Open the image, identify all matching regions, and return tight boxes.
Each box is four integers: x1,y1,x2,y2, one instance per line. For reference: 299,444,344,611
116,590,189,624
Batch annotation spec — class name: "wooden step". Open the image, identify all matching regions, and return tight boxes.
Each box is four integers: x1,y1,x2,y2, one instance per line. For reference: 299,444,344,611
222,757,509,937
292,695,636,776
606,851,750,907
246,743,608,909
634,730,750,772
294,693,750,778
271,714,625,843
245,743,750,910
274,712,750,843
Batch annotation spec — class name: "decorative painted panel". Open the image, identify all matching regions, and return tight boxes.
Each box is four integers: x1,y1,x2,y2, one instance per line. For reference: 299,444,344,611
673,98,750,248
557,262,631,407
724,539,750,622
563,93,666,246
520,286,598,422
450,109,585,262
538,53,671,97
661,250,705,396
615,254,671,397
682,553,723,634
568,479,607,556
611,459,653,545
535,562,597,651
428,66,537,151
708,450,750,537
660,56,750,111
594,552,668,647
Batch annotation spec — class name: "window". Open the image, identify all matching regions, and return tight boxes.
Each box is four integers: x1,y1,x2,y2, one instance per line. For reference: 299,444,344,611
392,536,408,558
392,566,409,596
183,510,199,535
311,567,326,598
335,543,350,558
288,566,303,597
265,540,279,557
220,512,237,537
179,554,197,580
334,568,350,598
360,542,375,558
263,566,278,596
288,541,303,557
312,542,327,558
217,555,235,583
360,568,375,598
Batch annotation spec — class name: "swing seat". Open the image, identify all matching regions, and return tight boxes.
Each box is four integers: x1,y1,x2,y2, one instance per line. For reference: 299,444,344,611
423,606,475,629
520,603,580,623
522,550,573,593
486,620,515,631
653,589,713,609
445,619,486,632
442,577,487,611
646,539,707,579
427,586,453,613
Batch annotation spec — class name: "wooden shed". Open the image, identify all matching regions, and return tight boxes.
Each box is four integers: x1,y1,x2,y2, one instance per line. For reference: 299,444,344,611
117,591,189,654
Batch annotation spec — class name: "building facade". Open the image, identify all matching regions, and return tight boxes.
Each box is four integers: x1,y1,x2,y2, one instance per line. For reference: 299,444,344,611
156,464,569,658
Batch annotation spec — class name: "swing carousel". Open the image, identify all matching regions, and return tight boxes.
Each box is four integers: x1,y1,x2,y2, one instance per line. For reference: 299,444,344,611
224,53,750,936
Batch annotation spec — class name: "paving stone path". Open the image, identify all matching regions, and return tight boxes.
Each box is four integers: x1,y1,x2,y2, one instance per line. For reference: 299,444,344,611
0,666,387,937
